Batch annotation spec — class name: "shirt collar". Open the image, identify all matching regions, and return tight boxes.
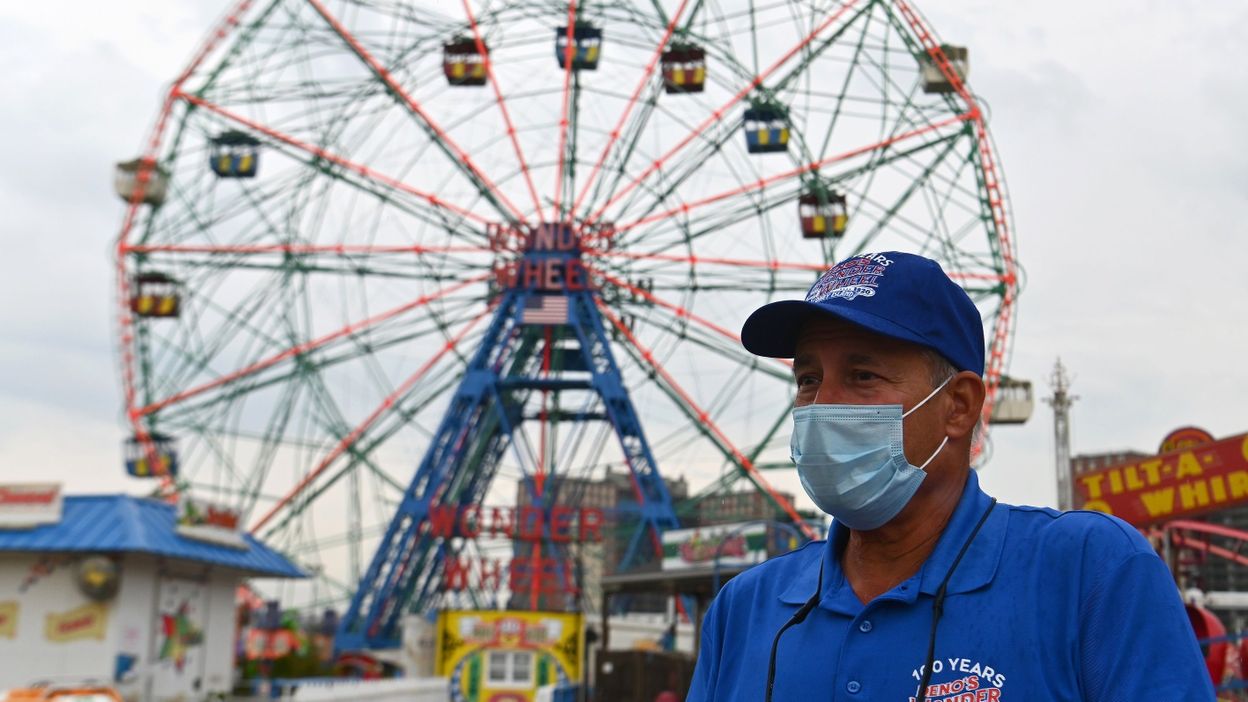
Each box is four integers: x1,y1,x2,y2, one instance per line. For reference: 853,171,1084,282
778,470,1007,611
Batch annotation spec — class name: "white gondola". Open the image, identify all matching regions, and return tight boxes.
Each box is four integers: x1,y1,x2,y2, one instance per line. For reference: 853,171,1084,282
989,376,1033,425
921,44,968,94
114,158,170,206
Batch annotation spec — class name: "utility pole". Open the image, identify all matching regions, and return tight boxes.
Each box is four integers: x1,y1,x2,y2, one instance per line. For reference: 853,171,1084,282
1045,359,1078,511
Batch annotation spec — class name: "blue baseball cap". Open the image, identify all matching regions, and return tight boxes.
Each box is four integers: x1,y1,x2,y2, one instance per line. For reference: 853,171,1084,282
741,251,985,374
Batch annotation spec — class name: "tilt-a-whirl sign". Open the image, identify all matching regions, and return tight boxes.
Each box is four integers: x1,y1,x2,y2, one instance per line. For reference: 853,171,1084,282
1074,432,1248,526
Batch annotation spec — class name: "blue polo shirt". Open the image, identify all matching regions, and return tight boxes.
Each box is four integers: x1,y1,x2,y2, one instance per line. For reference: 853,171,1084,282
688,471,1214,701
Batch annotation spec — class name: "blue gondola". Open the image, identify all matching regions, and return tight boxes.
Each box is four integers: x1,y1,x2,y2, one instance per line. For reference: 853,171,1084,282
555,23,602,70
743,104,789,154
209,131,261,178
124,432,178,478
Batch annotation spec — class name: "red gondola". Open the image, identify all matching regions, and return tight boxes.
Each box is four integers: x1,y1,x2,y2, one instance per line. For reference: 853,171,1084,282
661,44,706,94
798,191,847,239
444,36,488,86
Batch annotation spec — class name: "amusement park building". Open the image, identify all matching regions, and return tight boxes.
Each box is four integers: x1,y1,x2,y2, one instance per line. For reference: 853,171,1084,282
0,492,302,701
510,470,806,615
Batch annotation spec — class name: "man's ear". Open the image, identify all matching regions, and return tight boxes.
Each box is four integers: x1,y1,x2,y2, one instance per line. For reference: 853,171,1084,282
945,371,986,440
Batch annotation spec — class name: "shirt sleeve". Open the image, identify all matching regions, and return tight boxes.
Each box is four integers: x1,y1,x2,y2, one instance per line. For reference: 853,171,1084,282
1078,550,1216,701
686,595,724,702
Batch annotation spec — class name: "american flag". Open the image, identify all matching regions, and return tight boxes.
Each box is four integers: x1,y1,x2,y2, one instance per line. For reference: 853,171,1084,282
522,295,569,325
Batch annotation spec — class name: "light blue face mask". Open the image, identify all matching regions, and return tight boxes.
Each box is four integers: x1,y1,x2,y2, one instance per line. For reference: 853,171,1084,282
790,377,952,530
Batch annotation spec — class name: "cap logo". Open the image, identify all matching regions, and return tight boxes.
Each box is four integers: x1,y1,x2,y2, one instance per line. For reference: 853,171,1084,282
805,253,893,303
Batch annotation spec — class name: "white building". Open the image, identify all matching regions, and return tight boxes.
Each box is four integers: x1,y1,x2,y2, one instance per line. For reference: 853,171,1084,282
0,488,302,701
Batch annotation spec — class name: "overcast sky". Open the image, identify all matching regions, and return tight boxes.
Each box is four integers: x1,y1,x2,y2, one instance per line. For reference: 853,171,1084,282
0,0,1245,515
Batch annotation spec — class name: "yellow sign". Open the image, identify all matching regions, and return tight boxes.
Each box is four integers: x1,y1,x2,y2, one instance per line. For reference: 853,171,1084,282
436,610,582,702
46,602,109,643
0,601,17,638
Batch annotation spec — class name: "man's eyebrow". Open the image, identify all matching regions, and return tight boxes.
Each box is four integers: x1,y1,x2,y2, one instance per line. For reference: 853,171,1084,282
846,352,881,366
792,353,817,369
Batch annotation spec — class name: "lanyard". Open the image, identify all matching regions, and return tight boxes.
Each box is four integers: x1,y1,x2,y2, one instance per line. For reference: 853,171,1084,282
765,499,998,702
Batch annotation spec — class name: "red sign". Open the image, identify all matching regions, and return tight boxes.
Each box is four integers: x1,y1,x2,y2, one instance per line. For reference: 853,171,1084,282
0,483,62,528
0,484,59,506
443,555,579,595
1159,426,1215,454
1074,432,1248,526
427,505,604,543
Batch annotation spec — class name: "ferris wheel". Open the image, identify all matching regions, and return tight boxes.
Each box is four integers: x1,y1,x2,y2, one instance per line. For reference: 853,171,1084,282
114,0,1019,628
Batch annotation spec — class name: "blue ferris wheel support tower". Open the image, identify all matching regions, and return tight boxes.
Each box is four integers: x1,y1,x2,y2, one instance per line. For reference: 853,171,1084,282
336,222,681,652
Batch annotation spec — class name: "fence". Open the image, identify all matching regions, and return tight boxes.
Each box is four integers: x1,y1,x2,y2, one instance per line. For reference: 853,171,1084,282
261,676,449,702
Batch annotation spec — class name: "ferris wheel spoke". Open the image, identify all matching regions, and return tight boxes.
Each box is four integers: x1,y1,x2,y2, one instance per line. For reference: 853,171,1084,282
590,248,823,273
570,0,692,217
842,131,966,256
126,242,495,257
257,367,466,541
595,299,814,539
460,0,546,221
813,1,880,161
151,297,480,429
178,92,499,230
552,2,580,218
135,273,487,418
252,305,491,534
584,0,862,228
592,267,791,373
632,306,791,385
303,0,529,225
613,110,971,237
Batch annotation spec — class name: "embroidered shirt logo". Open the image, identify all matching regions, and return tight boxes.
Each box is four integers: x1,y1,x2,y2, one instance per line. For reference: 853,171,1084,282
909,656,1007,702
806,253,893,303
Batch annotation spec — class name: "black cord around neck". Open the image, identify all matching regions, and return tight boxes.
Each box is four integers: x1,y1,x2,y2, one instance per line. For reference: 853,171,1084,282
913,499,997,702
765,559,823,702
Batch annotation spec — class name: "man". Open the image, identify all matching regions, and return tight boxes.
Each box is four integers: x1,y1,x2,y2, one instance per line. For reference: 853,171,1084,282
687,251,1213,701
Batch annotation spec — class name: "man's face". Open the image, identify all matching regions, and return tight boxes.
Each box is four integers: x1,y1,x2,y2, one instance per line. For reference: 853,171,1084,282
792,315,949,467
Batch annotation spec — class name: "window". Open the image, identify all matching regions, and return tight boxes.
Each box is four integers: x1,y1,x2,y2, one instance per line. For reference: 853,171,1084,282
512,651,533,683
486,650,534,686
488,652,509,683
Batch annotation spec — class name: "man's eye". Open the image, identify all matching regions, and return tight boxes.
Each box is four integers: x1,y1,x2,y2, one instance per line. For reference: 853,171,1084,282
796,374,819,388
850,370,879,382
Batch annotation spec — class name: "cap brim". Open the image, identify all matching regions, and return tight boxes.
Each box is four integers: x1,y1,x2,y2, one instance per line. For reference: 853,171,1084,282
741,299,934,358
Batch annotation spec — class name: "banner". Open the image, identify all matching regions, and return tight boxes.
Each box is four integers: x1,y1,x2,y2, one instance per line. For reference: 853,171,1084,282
46,602,109,643
176,496,246,549
0,601,17,639
0,483,62,529
662,522,768,571
1074,432,1248,526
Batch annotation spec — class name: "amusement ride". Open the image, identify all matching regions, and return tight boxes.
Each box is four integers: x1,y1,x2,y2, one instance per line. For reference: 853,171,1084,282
113,0,1021,655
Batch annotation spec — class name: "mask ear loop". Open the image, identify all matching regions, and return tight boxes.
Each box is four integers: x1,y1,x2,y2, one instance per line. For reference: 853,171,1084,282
917,436,949,470
901,374,955,419
905,375,954,469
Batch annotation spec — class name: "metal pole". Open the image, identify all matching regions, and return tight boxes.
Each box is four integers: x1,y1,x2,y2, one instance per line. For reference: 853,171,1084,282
1045,359,1078,511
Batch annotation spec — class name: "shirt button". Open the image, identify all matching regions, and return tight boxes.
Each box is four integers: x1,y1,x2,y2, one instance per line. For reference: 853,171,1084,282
858,620,873,633
846,681,861,694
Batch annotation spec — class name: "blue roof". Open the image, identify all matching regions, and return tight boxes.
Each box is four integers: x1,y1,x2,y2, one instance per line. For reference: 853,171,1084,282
0,495,304,578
